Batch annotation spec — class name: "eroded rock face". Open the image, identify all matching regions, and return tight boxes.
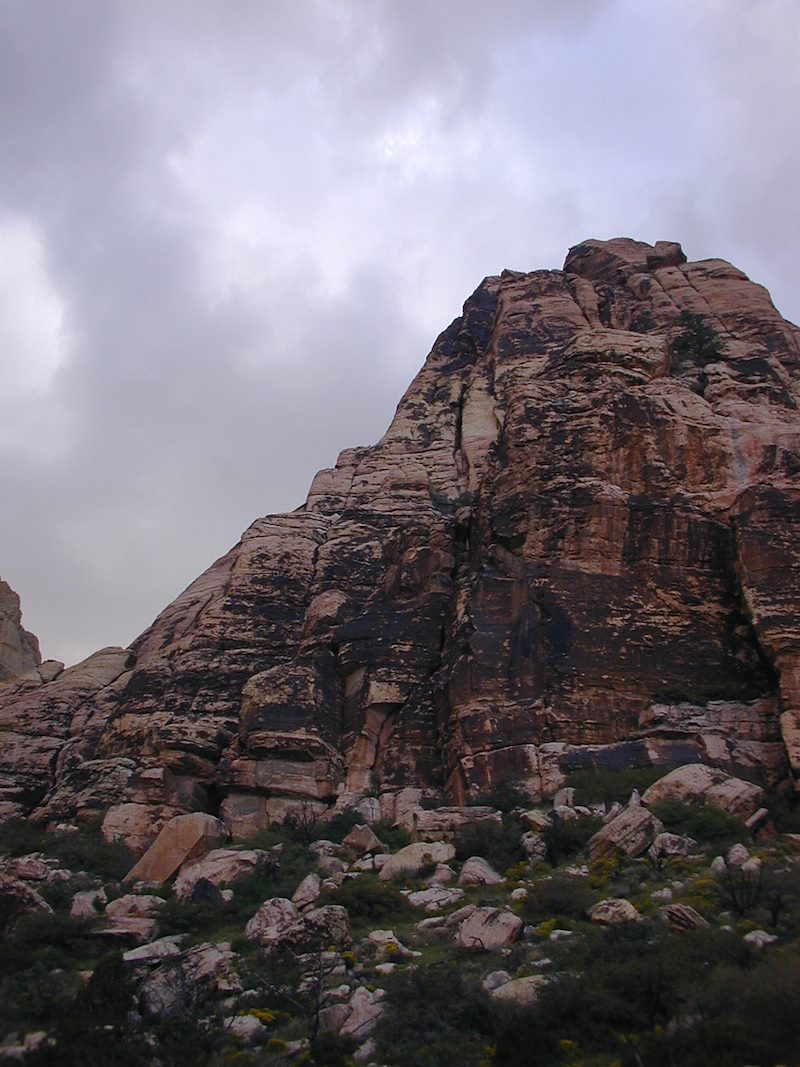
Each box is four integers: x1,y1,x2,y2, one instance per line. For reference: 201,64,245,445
2,237,799,833
0,580,40,684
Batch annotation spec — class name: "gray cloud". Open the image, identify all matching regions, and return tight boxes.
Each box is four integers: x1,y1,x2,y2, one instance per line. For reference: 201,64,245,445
1,0,798,664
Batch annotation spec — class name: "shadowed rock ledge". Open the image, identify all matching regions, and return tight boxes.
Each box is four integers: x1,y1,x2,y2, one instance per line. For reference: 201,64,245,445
2,237,800,843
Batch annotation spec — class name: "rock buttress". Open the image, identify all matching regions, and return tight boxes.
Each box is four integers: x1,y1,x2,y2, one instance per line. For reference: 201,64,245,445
2,237,799,836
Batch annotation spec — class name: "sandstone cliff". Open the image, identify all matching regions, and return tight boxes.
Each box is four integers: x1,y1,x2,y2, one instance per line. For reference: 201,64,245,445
2,238,800,840
0,579,40,684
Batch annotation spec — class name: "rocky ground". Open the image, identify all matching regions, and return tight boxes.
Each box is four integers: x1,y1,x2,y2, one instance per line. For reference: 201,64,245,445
1,765,799,1067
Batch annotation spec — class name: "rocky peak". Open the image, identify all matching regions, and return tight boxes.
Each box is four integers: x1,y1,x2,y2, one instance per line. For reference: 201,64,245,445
0,579,40,683
2,238,800,841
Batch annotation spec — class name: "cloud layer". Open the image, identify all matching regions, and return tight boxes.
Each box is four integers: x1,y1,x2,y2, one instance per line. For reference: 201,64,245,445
1,0,798,664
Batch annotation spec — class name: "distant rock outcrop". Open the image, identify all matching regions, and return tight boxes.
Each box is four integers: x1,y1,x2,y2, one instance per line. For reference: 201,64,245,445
2,238,800,836
0,579,40,683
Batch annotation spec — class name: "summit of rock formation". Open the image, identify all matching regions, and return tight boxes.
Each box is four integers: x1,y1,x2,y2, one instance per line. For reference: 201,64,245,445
0,579,40,683
2,237,800,840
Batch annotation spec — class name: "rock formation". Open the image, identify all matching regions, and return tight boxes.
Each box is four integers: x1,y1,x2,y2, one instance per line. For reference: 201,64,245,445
2,237,800,839
0,579,40,683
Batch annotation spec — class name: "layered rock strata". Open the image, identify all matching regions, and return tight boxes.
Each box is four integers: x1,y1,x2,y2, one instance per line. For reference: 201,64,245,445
2,238,800,837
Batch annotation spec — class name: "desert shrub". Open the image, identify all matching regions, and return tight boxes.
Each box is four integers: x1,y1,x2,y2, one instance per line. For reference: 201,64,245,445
713,859,762,916
0,962,75,1040
455,813,525,873
566,766,663,806
0,817,49,856
494,924,726,1066
322,876,411,926
376,960,495,1067
544,812,602,867
764,789,800,833
469,777,531,812
1,912,96,973
309,1030,358,1066
46,819,133,881
671,950,800,1067
649,799,745,850
371,820,412,851
522,873,596,923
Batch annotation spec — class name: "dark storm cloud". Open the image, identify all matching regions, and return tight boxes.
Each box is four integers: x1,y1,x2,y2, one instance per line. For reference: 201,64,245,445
0,0,798,664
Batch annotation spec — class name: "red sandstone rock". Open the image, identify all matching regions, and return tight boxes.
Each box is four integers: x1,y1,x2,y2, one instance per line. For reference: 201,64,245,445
1,238,799,833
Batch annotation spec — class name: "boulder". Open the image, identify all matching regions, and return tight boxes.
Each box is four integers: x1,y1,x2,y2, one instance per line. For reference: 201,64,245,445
123,934,187,963
641,765,763,819
743,929,778,949
407,806,502,842
70,887,107,918
482,970,512,992
102,802,171,854
648,832,697,861
521,831,548,864
588,898,643,925
138,941,238,1020
458,857,504,887
123,813,229,885
173,847,272,901
292,872,322,910
339,986,386,1042
378,841,456,881
490,975,548,1007
407,886,464,912
588,805,664,859
3,854,70,883
659,904,709,931
0,873,52,932
456,907,523,950
342,824,384,855
106,893,165,919
289,904,351,953
226,1014,269,1046
366,929,417,961
245,897,300,947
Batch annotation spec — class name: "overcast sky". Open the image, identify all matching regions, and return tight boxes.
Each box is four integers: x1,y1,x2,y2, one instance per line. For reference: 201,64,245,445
1,0,798,666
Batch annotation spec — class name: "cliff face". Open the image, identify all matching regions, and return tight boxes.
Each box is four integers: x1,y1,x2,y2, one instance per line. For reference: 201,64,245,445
2,238,800,838
0,580,40,684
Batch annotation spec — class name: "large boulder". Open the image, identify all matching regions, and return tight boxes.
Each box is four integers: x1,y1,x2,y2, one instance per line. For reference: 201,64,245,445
490,975,547,1008
173,847,272,901
138,941,239,1020
588,898,643,925
404,806,502,842
456,907,523,950
123,813,229,885
342,824,384,855
378,841,456,881
588,805,664,859
641,765,763,819
0,872,52,933
458,856,504,887
244,897,300,947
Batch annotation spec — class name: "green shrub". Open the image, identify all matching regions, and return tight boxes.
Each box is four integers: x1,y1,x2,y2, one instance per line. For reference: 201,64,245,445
322,876,412,927
469,777,531,813
309,1030,358,1066
0,817,49,856
376,960,495,1066
455,813,525,873
522,873,596,923
544,813,602,867
649,799,746,850
566,767,663,806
